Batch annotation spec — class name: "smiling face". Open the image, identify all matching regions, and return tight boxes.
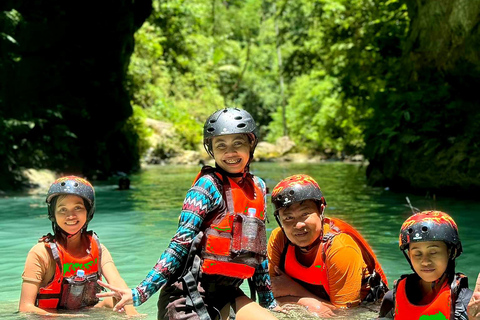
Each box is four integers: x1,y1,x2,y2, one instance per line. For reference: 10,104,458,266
54,195,87,235
408,241,450,283
212,134,252,174
278,200,324,248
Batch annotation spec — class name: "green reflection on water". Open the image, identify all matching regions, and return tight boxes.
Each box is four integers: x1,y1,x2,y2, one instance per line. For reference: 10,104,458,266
1,162,479,320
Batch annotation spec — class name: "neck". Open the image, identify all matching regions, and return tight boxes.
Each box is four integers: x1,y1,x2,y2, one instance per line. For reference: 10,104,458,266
418,273,447,300
56,229,85,251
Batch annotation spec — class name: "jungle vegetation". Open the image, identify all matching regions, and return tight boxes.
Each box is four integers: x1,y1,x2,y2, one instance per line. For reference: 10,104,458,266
1,0,479,195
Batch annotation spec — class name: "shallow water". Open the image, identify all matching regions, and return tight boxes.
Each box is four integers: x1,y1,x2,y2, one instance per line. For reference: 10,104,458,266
1,162,479,320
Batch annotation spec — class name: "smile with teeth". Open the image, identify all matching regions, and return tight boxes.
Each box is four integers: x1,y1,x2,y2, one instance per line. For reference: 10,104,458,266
224,158,241,164
65,221,79,225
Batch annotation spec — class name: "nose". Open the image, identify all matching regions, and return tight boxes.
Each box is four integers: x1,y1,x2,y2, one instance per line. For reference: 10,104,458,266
294,220,306,229
65,210,76,218
421,256,432,266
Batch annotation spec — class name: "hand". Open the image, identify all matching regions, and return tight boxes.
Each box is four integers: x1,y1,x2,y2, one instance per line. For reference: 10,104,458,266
468,273,480,319
97,280,133,312
270,305,289,315
272,266,307,298
299,298,335,318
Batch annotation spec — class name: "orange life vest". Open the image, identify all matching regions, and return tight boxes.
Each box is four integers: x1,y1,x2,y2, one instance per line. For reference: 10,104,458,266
394,277,451,320
35,232,102,309
194,167,267,279
283,217,388,297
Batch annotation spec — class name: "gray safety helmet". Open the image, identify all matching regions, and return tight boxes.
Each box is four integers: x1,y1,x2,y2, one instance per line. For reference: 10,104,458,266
46,176,96,224
203,108,259,158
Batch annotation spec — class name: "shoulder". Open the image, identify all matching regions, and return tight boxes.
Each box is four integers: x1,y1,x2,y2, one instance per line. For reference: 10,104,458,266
193,174,222,193
269,227,287,246
24,242,54,272
253,175,266,188
28,242,51,260
328,233,362,253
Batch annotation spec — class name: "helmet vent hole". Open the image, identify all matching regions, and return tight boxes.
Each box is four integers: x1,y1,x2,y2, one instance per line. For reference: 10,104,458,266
209,119,216,124
289,190,295,195
207,127,215,132
408,228,413,234
421,226,428,233
237,123,246,128
234,116,243,120
61,182,66,186
74,183,79,187
223,109,228,113
278,195,283,200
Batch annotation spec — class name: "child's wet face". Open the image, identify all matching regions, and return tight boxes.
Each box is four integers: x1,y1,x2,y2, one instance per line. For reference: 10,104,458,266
408,241,450,282
212,134,252,174
55,195,87,235
278,200,323,248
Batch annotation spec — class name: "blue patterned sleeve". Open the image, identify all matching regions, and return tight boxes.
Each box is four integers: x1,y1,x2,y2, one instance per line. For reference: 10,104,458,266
252,176,278,309
131,175,223,306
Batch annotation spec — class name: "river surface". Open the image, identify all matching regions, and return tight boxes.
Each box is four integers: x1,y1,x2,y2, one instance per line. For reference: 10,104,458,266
1,162,479,320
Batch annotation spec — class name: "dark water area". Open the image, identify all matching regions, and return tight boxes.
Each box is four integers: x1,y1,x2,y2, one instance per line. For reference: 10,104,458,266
1,162,479,320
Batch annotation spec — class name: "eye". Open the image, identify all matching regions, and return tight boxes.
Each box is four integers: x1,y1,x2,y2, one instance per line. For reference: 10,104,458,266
215,143,226,149
234,141,244,147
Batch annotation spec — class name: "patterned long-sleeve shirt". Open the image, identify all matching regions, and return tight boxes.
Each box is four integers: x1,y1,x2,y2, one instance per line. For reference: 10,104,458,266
132,173,277,309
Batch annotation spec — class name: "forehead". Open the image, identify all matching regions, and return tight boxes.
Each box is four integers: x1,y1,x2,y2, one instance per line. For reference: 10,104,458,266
212,134,247,143
57,195,84,206
279,200,318,216
409,240,447,250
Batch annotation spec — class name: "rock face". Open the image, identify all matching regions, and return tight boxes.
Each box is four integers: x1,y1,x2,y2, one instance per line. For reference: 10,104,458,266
0,0,152,188
365,0,480,196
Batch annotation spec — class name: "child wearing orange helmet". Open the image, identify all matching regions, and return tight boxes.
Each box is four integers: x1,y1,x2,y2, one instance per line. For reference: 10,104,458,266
268,174,388,317
379,211,474,319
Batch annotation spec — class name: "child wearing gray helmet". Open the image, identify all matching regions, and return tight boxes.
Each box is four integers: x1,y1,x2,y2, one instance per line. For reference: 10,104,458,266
19,176,138,316
98,108,282,320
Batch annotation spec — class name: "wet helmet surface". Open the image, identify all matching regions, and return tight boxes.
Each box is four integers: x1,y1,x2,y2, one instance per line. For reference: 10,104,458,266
399,210,462,257
271,174,326,213
46,176,96,222
203,108,258,157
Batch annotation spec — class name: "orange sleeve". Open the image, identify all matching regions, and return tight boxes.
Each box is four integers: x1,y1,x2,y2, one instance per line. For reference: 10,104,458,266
325,233,366,308
21,243,55,288
267,227,288,278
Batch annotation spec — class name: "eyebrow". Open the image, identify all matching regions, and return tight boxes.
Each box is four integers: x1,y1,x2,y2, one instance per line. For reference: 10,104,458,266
282,205,312,215
57,201,84,206
410,244,440,250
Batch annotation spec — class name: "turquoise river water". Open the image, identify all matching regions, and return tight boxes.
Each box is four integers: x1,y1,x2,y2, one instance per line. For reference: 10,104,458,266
1,162,479,320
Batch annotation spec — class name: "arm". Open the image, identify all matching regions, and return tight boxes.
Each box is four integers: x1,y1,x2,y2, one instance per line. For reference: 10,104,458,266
267,229,334,316
132,176,222,305
98,176,223,310
468,272,480,320
325,234,365,308
19,244,86,317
